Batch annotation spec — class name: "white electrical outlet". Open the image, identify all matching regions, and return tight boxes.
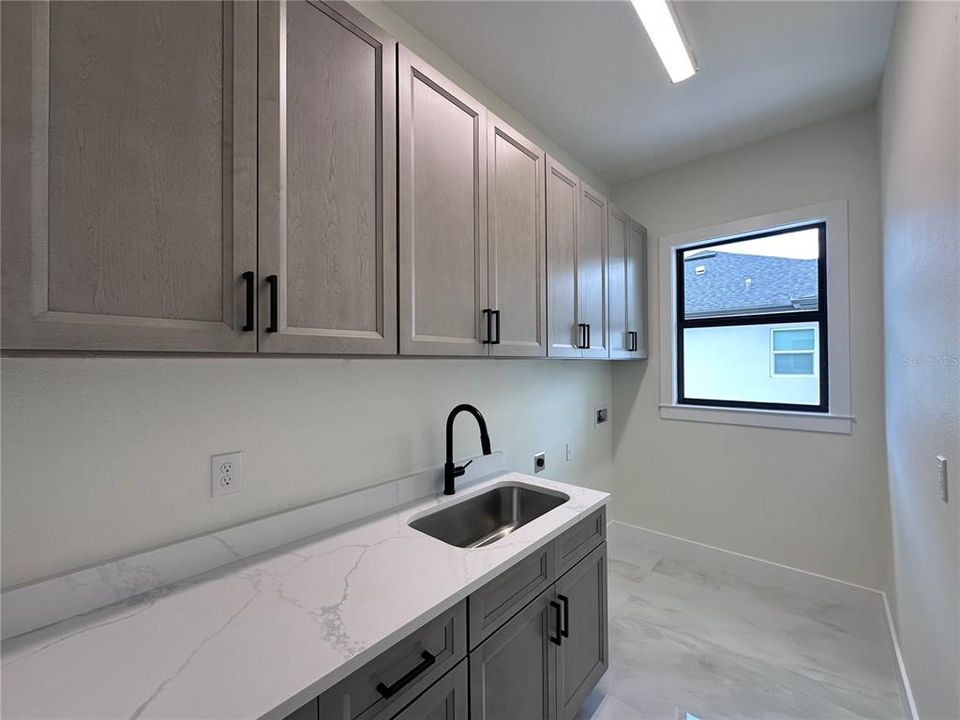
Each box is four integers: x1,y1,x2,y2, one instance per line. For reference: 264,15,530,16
211,451,242,497
937,456,948,503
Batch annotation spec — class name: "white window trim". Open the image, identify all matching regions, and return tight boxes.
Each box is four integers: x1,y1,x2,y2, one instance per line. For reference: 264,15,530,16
658,199,853,434
770,326,818,378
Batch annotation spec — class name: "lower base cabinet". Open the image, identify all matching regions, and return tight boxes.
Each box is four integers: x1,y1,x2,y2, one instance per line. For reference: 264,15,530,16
284,511,607,720
469,588,558,720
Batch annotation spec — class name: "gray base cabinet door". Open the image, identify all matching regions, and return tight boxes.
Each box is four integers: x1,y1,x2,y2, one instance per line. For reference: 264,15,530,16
555,544,608,720
391,661,469,720
399,48,488,356
258,0,397,354
470,587,559,720
1,0,257,352
486,115,546,357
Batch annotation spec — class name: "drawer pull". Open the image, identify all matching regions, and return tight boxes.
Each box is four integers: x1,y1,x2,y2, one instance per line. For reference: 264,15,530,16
558,594,570,638
375,650,436,699
266,275,278,333
549,600,563,646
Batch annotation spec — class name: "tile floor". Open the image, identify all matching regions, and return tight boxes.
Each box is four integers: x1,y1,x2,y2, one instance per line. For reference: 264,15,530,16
577,538,906,720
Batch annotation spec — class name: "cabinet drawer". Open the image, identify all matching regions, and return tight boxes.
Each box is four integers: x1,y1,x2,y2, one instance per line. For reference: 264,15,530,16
319,601,467,720
468,544,554,649
555,508,606,577
390,660,468,720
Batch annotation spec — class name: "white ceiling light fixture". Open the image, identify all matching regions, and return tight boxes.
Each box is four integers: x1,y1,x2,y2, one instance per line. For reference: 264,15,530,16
630,0,697,84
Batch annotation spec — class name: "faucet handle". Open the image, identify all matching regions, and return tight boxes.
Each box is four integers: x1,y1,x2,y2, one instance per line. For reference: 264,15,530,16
454,459,474,478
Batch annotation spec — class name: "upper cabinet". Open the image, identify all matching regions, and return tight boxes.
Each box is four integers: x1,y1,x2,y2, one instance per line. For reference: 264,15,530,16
1,0,258,352
608,208,648,359
486,115,547,358
258,0,397,354
626,218,648,358
545,158,609,359
399,48,488,356
1,2,645,361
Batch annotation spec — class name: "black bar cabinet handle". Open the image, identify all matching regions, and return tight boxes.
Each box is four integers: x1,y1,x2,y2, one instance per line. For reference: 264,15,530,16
585,323,591,349
266,275,278,333
241,271,255,332
558,594,570,638
492,310,501,345
482,308,492,344
631,331,639,352
576,323,587,349
549,600,563,646
375,650,436,699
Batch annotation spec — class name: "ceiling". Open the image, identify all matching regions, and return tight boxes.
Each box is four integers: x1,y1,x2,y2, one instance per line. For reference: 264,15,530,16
387,1,897,185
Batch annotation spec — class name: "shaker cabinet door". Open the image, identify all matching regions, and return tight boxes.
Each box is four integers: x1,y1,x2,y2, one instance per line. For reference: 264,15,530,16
469,588,558,720
487,115,546,358
555,544,608,720
545,156,581,358
399,48,488,356
1,0,257,352
627,218,648,358
607,205,630,359
577,183,608,359
258,0,397,354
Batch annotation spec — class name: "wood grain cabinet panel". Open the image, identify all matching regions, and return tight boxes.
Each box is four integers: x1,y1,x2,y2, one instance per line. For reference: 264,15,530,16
258,0,397,354
399,48,488,356
1,0,257,351
486,115,546,357
607,204,630,359
545,156,581,358
577,182,609,359
627,218,649,358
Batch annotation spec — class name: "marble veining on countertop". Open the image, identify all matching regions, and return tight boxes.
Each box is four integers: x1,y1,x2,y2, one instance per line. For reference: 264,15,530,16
1,473,608,720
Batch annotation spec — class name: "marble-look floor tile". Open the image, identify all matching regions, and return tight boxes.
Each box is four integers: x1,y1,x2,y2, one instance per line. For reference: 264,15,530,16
587,539,905,720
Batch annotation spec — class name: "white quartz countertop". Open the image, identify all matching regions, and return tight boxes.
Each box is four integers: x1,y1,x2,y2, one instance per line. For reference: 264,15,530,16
1,473,608,719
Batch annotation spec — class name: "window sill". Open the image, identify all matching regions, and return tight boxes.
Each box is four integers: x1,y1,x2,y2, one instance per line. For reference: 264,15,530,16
659,403,853,434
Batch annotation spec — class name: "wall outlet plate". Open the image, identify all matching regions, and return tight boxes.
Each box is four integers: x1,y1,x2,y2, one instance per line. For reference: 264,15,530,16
211,451,242,497
534,451,546,473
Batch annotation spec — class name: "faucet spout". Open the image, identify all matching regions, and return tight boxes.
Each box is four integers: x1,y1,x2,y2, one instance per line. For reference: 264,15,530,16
444,404,492,495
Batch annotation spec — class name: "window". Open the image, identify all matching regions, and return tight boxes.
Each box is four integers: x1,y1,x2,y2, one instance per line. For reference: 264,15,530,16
658,200,852,434
676,222,828,412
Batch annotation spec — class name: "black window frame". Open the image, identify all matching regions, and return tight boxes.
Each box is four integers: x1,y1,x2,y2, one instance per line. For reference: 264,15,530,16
676,221,829,413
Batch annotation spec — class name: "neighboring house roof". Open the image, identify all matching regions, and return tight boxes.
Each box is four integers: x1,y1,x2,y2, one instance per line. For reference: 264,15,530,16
684,251,818,317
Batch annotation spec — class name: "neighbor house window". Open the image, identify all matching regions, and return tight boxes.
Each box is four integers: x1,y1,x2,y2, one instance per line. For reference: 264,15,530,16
771,327,817,376
675,222,828,412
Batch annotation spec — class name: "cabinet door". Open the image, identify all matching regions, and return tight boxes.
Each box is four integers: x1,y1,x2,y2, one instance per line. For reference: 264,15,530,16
627,218,648,358
555,543,608,720
1,1,257,352
577,183,608,359
607,205,630,359
545,156,580,358
470,587,558,720
391,661,469,720
399,48,488,356
258,0,396,354
487,115,546,357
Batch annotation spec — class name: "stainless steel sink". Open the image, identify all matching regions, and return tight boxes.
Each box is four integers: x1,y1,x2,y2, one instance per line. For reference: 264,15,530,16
410,485,569,548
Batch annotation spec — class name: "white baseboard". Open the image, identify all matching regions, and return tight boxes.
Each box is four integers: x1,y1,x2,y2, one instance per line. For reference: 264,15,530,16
610,520,917,720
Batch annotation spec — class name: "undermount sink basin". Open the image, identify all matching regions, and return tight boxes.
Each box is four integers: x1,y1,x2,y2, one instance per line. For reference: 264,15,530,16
410,484,569,548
